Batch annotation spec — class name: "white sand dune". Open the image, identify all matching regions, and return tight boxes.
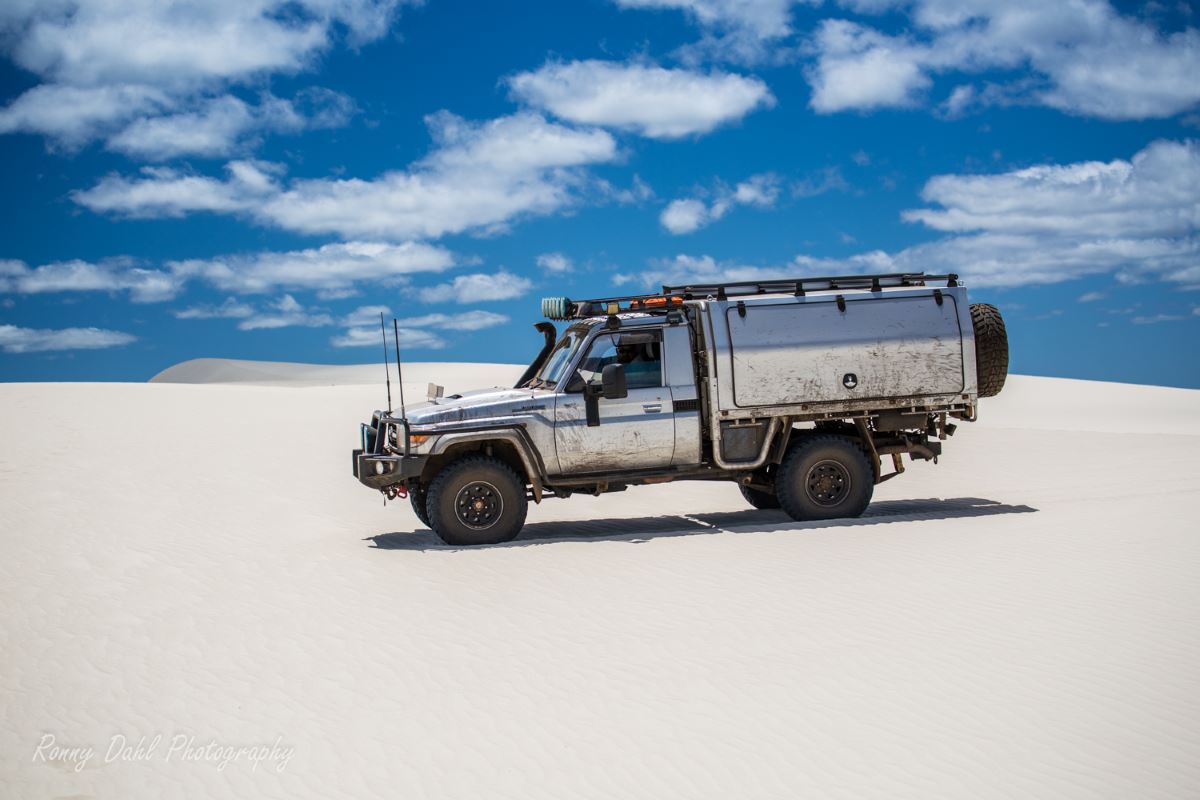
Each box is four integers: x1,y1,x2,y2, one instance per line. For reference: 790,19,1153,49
150,357,524,390
2,361,1198,799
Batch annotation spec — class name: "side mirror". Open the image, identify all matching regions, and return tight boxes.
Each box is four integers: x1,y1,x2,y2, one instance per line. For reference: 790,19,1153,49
601,363,627,400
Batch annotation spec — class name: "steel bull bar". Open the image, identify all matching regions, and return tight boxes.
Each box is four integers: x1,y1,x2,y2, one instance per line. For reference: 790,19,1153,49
352,414,427,490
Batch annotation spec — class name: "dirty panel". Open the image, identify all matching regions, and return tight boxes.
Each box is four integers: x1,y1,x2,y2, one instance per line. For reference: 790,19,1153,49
727,295,965,407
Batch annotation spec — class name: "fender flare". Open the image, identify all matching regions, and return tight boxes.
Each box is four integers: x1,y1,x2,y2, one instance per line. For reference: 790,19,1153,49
429,427,546,502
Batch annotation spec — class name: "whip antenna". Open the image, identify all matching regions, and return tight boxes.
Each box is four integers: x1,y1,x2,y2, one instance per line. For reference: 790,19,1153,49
379,312,392,412
392,318,406,419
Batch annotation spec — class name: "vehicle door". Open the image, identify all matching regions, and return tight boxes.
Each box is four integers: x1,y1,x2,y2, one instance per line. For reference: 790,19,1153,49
553,328,675,473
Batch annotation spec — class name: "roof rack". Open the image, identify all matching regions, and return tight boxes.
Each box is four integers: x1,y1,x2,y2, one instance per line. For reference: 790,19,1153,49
662,272,958,300
540,272,959,321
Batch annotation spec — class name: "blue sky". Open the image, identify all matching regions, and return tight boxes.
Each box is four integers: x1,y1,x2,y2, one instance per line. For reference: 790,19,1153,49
1,0,1198,386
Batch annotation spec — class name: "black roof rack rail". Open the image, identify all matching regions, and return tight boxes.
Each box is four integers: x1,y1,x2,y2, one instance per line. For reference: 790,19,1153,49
540,272,960,321
662,272,958,299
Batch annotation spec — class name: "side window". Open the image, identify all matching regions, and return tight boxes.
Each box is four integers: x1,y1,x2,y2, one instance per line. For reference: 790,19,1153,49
578,330,663,389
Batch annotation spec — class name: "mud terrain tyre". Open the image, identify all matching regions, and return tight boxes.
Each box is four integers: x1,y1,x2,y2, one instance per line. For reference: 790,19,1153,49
426,456,528,546
409,483,431,528
970,303,1008,398
739,484,781,510
776,436,874,522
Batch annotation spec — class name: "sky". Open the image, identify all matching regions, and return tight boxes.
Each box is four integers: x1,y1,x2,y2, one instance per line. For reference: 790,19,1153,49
1,0,1198,386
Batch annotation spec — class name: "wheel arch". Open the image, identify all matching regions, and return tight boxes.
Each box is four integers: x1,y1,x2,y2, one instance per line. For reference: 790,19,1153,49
421,429,545,502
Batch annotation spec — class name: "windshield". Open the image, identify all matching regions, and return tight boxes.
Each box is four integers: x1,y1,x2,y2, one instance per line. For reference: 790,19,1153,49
530,326,587,388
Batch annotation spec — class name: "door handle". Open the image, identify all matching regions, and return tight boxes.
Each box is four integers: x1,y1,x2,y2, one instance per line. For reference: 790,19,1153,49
642,403,662,413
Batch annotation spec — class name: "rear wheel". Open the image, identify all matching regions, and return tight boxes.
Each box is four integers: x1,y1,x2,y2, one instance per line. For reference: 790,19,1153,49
426,456,528,546
776,436,873,522
739,484,781,510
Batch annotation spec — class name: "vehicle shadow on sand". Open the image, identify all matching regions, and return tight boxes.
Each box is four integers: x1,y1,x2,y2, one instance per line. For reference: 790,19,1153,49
365,496,1038,552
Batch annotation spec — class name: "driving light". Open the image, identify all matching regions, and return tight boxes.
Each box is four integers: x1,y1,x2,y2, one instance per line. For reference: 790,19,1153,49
374,462,386,475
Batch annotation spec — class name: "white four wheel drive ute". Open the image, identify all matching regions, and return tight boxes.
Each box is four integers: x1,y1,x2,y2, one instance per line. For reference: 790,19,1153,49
353,273,1008,546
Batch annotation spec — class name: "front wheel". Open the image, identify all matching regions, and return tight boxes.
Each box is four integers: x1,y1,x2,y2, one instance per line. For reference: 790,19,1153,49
425,456,528,545
776,435,874,522
409,483,431,528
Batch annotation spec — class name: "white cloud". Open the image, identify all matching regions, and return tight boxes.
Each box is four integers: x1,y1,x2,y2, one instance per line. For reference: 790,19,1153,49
1077,291,1106,303
328,309,508,349
790,166,850,198
902,139,1200,240
417,271,533,304
1132,314,1185,325
0,323,135,353
399,311,510,331
612,0,797,39
808,21,931,112
73,160,283,217
237,294,334,330
76,113,619,240
331,326,446,349
0,257,179,302
611,0,811,63
169,241,456,294
536,252,572,273
173,298,255,319
0,84,170,147
107,88,355,160
632,139,1200,290
103,90,353,160
2,241,454,302
660,199,712,235
0,1,400,151
508,60,774,139
807,1,1200,120
660,173,780,234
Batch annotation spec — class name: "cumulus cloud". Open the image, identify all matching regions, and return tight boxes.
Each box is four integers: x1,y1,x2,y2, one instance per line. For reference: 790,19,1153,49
808,21,931,112
237,294,334,330
631,139,1200,289
73,160,284,217
660,173,780,234
0,323,135,353
105,89,354,160
416,271,533,304
536,253,572,273
611,0,810,63
0,1,405,152
807,0,1200,119
2,241,455,302
0,257,179,302
75,113,619,240
329,309,509,349
0,84,171,147
508,60,775,139
168,241,455,295
612,0,798,39
173,298,255,319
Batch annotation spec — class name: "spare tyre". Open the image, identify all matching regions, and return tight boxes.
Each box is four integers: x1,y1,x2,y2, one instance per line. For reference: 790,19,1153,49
970,303,1008,398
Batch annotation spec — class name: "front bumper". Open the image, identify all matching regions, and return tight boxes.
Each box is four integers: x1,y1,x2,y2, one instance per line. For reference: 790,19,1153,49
352,413,427,490
352,449,427,490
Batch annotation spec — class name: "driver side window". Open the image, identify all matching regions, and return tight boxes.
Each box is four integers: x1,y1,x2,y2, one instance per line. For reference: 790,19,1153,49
578,331,663,389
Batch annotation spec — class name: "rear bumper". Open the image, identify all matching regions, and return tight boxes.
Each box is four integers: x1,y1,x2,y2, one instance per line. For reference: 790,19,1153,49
352,449,427,490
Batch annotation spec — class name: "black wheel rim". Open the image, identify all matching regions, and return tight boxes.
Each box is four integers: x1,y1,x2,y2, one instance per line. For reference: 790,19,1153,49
454,481,504,530
805,460,851,507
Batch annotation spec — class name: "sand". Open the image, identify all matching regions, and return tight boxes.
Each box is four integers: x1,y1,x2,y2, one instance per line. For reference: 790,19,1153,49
2,361,1198,799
